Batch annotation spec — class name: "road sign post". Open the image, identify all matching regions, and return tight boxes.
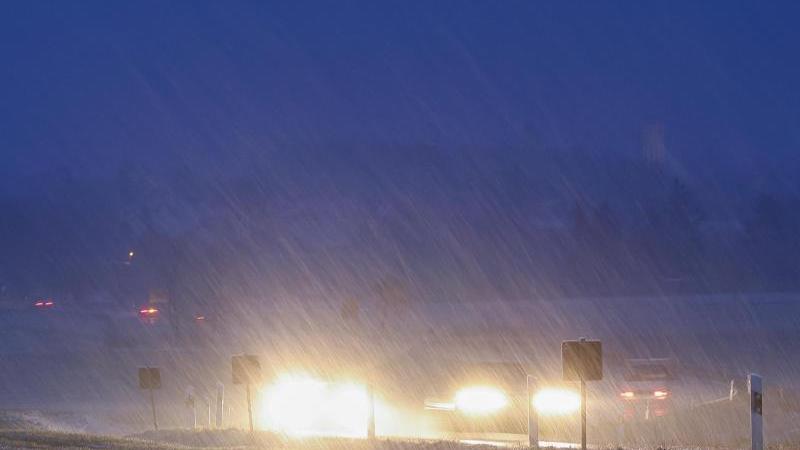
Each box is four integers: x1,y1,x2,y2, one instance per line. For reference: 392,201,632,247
527,375,538,449
149,388,158,431
246,383,253,432
138,367,161,432
562,338,603,450
749,373,763,450
215,382,225,429
232,355,262,433
186,386,197,429
367,383,376,440
580,378,587,450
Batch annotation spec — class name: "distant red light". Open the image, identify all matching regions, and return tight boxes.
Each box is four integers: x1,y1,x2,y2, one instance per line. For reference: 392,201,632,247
34,299,54,309
138,306,159,317
194,315,206,322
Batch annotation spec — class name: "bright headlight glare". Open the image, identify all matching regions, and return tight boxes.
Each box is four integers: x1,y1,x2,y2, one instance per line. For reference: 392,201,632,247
259,375,370,437
454,386,508,415
533,388,581,415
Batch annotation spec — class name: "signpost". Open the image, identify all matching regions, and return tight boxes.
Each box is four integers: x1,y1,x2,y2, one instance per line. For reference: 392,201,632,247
186,385,197,429
138,367,161,431
367,383,376,440
527,375,538,449
215,382,225,429
562,339,603,450
749,374,763,450
232,354,261,432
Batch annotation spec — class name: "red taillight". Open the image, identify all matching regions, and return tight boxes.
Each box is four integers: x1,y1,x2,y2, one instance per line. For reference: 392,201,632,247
194,315,206,322
34,300,54,308
138,307,159,317
621,391,635,399
654,390,669,399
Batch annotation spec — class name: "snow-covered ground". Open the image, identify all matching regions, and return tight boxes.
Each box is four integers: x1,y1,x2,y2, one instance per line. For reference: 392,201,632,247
0,293,799,446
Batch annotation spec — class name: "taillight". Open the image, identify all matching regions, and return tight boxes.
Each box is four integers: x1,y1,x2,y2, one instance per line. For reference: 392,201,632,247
138,306,159,318
654,390,669,399
620,391,635,399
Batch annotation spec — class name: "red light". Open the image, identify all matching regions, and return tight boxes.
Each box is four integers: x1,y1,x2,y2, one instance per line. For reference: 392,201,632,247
138,307,159,316
620,391,635,399
34,300,54,309
194,315,206,321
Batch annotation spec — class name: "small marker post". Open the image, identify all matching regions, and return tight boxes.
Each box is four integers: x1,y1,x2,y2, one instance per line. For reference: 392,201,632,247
527,374,538,449
367,383,376,440
749,374,763,450
215,382,225,429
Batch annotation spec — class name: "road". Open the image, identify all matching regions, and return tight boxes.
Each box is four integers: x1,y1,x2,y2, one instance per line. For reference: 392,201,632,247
435,432,579,448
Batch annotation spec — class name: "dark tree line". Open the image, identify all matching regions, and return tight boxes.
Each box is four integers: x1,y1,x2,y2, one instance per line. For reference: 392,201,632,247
2,150,800,307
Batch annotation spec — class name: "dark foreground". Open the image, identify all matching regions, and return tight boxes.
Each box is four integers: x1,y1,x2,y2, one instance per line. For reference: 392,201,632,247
0,429,509,449
0,429,797,450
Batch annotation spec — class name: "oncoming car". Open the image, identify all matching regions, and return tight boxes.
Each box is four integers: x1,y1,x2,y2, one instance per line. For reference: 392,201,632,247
423,361,528,432
420,359,583,435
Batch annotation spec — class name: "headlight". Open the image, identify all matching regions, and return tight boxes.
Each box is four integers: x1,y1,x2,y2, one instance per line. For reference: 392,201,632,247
454,386,508,415
259,375,370,437
533,388,581,415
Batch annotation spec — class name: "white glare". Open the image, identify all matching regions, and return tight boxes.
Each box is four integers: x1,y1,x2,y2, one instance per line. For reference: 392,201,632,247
454,386,508,415
258,375,370,438
533,388,581,415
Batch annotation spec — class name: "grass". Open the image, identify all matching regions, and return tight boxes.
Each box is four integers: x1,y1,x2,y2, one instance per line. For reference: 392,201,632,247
0,428,515,449
3,428,800,450
130,429,511,449
0,429,183,449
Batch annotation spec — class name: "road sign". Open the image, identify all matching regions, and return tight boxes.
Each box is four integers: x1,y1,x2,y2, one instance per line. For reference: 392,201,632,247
562,339,603,450
138,367,161,431
232,354,261,385
232,354,261,432
139,367,161,390
562,339,603,381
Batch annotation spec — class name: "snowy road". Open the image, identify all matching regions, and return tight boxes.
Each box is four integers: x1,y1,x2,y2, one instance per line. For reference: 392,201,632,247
434,432,579,448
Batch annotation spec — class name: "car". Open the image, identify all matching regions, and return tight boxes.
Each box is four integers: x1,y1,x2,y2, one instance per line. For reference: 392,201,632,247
422,361,529,433
618,358,677,421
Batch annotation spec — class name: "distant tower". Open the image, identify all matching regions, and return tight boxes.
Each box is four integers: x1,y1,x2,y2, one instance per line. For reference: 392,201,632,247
642,123,666,165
